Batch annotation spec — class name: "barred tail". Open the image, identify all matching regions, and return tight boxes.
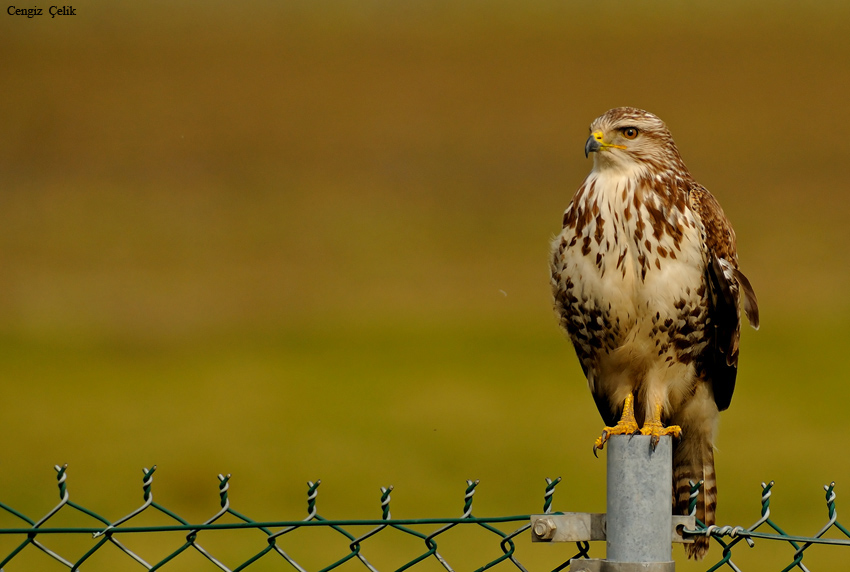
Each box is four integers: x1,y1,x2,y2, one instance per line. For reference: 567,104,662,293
673,434,716,560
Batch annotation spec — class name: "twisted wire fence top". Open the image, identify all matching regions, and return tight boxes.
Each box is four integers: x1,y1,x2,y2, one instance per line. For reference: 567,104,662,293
0,465,581,572
680,480,850,572
2,466,850,571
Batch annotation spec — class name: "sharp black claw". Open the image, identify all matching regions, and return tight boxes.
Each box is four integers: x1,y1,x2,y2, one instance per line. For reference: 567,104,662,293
650,435,659,451
593,444,599,458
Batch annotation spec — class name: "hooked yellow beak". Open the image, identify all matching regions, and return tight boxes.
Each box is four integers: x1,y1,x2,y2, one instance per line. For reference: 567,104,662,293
585,132,602,157
585,130,626,158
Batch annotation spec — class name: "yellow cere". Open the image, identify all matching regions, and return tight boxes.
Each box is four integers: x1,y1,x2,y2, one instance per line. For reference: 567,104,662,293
592,131,626,150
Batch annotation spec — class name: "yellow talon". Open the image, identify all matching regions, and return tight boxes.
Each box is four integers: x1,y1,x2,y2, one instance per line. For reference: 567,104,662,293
594,394,640,456
640,402,682,450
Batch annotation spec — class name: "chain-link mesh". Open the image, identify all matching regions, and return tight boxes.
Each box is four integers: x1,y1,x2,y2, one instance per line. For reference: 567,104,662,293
683,480,850,572
0,466,588,571
4,466,850,571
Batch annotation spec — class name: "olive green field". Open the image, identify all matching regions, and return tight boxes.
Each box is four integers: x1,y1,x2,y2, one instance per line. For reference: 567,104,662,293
1,2,850,570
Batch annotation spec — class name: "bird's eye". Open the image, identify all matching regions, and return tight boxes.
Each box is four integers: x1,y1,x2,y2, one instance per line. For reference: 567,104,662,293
621,127,639,140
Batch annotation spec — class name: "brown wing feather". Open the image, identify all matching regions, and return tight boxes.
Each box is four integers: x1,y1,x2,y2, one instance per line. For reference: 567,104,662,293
690,184,759,326
689,185,758,410
732,267,759,329
706,254,741,409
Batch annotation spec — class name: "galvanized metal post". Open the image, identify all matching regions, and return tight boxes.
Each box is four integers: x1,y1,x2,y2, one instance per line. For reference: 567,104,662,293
534,435,688,571
606,434,673,565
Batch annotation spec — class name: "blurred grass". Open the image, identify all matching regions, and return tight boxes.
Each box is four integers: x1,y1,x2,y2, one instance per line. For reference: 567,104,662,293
1,1,850,570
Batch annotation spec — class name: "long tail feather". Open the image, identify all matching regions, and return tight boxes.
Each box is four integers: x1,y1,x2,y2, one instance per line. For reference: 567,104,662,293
673,436,716,559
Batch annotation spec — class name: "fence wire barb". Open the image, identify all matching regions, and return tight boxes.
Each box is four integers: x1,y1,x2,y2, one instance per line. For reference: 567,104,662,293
0,465,569,572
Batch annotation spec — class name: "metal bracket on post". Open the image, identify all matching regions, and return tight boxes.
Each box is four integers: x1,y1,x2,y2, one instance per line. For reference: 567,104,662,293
568,561,675,572
530,513,694,543
531,435,692,572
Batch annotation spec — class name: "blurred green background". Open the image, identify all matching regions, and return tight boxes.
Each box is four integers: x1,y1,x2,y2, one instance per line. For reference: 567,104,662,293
1,1,850,570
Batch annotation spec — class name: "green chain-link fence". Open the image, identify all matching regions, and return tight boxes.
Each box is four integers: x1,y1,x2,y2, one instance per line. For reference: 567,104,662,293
681,479,850,572
2,465,850,571
0,466,578,572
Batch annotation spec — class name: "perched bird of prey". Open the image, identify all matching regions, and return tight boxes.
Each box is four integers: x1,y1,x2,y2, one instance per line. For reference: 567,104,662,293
550,107,758,559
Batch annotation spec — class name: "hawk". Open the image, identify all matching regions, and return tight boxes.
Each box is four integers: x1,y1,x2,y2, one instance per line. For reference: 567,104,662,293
550,107,758,559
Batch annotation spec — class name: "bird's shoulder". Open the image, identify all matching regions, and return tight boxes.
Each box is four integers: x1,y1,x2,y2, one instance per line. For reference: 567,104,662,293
687,182,738,264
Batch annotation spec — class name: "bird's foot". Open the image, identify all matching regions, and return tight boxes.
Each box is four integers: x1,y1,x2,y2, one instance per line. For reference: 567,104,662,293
593,418,640,456
593,394,639,457
640,420,682,450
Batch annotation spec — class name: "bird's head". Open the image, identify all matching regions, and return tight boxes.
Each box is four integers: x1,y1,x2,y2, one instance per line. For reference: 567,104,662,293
584,107,685,175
